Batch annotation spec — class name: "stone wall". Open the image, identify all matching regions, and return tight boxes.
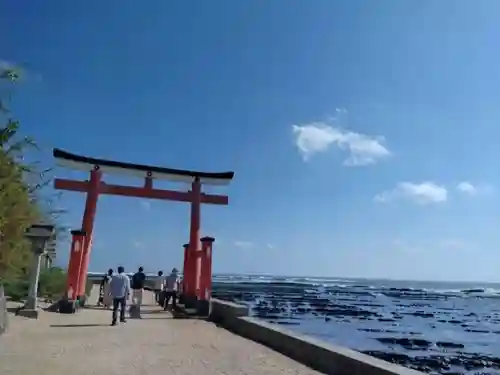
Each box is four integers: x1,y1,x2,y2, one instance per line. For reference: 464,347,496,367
209,298,424,375
0,286,7,336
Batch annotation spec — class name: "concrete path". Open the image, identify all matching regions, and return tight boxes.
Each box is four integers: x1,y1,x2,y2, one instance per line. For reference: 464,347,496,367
0,288,322,375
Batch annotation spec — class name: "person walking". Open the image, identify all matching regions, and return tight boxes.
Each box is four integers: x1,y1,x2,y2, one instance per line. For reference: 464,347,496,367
131,266,146,315
109,266,130,326
100,268,113,308
97,271,106,306
163,268,179,311
153,270,164,305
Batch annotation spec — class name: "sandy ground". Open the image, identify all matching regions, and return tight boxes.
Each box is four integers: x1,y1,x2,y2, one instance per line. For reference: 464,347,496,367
0,287,323,375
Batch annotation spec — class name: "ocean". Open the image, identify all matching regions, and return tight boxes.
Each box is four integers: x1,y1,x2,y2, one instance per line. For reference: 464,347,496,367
210,274,500,375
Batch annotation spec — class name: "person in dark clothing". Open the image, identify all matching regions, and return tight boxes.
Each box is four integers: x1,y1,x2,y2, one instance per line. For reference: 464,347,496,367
131,267,146,289
131,266,146,314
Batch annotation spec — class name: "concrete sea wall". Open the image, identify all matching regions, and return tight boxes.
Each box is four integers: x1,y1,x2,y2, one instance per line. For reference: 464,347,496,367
209,298,424,375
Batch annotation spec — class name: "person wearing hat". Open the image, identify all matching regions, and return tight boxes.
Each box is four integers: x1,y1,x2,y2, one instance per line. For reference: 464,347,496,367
163,267,179,310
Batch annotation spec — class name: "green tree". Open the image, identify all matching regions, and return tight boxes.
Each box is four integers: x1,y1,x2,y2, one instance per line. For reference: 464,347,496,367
0,62,67,299
0,64,38,281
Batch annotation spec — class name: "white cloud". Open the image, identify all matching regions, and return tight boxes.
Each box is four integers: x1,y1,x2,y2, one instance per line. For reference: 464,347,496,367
266,243,275,249
375,182,448,204
456,181,493,196
292,121,390,165
456,181,476,195
234,241,253,249
141,200,151,210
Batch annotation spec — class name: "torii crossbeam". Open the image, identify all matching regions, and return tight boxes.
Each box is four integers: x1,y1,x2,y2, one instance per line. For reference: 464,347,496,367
53,148,234,311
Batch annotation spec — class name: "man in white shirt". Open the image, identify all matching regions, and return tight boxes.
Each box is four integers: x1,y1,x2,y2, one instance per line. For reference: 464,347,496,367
163,268,179,311
153,270,164,305
109,266,130,326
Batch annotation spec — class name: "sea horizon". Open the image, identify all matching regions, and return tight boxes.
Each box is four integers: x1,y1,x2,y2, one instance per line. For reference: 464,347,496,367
87,271,500,288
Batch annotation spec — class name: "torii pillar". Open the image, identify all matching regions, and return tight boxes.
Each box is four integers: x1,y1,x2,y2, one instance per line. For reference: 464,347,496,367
77,167,101,305
180,243,190,301
197,236,215,315
59,229,86,314
183,177,202,308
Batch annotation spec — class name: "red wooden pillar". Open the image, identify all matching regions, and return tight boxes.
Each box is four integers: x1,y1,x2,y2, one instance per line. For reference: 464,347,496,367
182,243,189,295
200,237,214,302
77,167,102,298
186,177,201,303
66,230,86,300
195,247,203,298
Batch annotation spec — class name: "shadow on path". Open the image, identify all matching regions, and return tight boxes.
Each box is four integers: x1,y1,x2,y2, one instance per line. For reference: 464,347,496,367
140,309,166,314
50,323,110,328
139,315,174,320
82,305,111,311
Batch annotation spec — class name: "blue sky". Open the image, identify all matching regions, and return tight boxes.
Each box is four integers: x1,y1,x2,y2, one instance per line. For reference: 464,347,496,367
2,1,500,281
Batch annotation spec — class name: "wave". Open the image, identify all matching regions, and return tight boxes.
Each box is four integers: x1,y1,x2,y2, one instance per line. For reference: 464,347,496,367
211,276,500,299
212,274,355,287
88,272,500,299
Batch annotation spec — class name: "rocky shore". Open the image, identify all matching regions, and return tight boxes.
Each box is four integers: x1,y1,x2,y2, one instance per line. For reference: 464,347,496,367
211,278,500,375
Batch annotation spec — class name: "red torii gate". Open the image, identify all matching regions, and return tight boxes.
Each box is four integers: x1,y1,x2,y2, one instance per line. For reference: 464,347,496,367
53,149,233,312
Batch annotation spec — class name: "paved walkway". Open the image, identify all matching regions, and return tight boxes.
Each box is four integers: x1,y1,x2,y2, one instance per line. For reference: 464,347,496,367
0,288,322,375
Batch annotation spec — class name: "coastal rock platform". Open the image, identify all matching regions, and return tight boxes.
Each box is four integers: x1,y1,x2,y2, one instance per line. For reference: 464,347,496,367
211,277,500,374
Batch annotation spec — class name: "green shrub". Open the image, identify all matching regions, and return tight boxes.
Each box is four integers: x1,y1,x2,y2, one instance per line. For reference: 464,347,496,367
0,267,68,301
0,277,29,301
39,267,66,299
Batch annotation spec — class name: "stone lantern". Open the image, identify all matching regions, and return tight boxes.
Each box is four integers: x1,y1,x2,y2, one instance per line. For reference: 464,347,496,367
18,224,55,319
